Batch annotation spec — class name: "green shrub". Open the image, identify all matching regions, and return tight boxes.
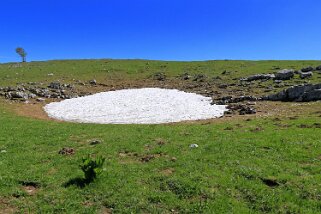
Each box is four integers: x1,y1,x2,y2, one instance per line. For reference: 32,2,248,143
80,155,105,182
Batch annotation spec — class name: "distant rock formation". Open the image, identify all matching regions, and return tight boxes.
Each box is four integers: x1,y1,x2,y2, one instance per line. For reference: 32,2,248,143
263,84,321,102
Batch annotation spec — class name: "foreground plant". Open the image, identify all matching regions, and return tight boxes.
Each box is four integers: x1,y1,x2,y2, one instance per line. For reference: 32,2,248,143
80,155,105,182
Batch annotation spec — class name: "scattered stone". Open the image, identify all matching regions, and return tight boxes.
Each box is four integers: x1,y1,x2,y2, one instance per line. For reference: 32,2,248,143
89,79,97,85
221,70,231,75
170,157,177,162
193,74,206,82
141,154,155,162
58,147,75,155
226,104,256,115
6,91,29,100
241,74,275,82
212,96,258,105
180,72,191,80
153,72,166,81
0,81,81,102
189,144,199,148
218,84,228,89
49,82,61,89
36,98,46,102
263,83,321,102
1,150,7,153
301,66,314,72
47,73,54,76
274,80,283,84
274,69,294,80
299,71,313,79
212,76,222,80
90,140,101,145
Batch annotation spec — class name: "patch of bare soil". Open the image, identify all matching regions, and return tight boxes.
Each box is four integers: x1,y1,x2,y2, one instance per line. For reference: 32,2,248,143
100,206,113,214
160,168,175,176
0,198,17,214
19,181,40,196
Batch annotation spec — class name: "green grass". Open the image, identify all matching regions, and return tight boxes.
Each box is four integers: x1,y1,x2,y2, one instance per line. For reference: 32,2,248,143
0,59,321,213
1,59,321,86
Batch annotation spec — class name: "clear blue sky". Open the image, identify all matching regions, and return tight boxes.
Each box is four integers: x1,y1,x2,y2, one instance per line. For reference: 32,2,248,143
1,0,321,63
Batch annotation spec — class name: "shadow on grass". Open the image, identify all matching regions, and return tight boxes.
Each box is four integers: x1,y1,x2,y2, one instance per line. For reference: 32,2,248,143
63,177,91,188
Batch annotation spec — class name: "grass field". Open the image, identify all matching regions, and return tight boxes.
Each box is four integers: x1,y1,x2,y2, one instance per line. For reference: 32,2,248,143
0,59,321,213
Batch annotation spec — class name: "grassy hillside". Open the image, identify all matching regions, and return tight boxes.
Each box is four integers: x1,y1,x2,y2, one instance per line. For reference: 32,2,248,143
0,59,321,213
1,59,321,86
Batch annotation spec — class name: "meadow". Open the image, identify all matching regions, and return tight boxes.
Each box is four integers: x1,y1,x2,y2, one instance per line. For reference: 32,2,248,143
0,59,321,213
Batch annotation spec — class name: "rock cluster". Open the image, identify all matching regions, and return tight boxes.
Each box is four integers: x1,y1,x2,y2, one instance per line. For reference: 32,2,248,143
153,72,166,81
212,95,258,105
274,69,294,80
241,65,321,82
263,83,321,102
240,74,275,82
301,66,314,72
299,72,313,79
0,81,86,102
226,104,256,115
193,74,206,82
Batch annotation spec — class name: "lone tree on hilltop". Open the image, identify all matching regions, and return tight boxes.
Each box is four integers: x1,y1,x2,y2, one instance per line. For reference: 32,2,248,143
15,47,27,62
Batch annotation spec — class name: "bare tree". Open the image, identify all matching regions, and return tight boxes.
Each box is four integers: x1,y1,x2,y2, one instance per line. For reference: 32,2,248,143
15,47,27,62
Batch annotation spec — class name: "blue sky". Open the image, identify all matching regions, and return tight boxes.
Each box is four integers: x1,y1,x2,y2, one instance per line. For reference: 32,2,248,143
1,0,321,62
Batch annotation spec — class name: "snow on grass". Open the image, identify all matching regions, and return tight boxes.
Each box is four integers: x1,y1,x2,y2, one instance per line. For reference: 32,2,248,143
44,88,227,124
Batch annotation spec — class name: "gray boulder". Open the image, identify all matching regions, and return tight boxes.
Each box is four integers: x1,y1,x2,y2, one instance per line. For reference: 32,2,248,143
193,74,206,82
299,71,313,79
7,91,29,100
301,66,314,72
89,79,97,85
49,82,61,89
241,74,275,81
180,72,191,80
153,72,166,81
264,83,321,102
274,69,294,80
316,65,321,70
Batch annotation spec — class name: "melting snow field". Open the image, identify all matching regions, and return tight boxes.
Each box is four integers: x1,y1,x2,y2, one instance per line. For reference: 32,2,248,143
44,88,227,124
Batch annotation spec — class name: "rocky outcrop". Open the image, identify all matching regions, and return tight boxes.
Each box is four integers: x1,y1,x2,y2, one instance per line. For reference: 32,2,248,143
212,95,258,105
299,71,313,79
0,81,86,101
301,66,314,72
274,69,294,80
263,83,321,102
226,104,256,115
241,74,275,82
316,65,321,70
49,82,61,89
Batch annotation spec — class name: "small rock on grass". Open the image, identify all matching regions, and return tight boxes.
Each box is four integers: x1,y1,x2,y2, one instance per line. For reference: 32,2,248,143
189,144,199,148
58,147,75,155
301,66,314,72
90,140,102,145
36,98,46,102
299,71,313,79
89,79,97,85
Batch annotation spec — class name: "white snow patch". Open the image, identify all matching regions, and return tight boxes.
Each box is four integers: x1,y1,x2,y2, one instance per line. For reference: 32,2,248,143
44,88,227,124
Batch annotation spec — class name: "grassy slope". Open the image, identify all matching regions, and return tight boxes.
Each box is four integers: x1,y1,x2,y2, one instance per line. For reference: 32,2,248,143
0,60,321,213
1,59,321,86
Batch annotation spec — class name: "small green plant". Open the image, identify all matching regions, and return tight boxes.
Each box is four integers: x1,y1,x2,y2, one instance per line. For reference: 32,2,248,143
80,155,105,182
